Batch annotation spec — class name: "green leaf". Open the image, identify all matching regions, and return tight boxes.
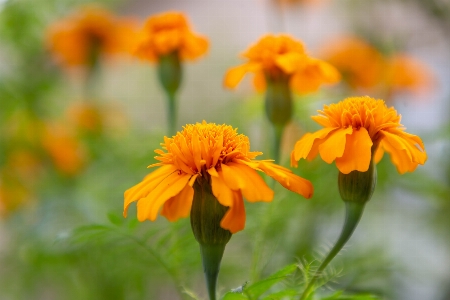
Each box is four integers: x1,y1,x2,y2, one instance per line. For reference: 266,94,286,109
263,289,297,299
222,292,249,300
246,263,298,299
107,212,124,226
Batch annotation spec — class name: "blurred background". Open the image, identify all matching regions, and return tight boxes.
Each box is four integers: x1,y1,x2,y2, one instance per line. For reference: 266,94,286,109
0,0,449,299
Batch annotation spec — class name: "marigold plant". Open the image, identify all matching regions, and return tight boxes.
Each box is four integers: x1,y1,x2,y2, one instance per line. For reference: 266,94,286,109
224,34,339,94
124,121,312,233
47,6,136,67
320,36,385,90
291,96,427,174
134,11,208,62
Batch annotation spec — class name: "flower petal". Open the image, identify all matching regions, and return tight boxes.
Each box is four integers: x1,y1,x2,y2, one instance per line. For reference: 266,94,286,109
291,127,336,164
221,162,273,202
318,127,353,163
220,190,245,233
124,164,177,217
275,52,307,74
160,184,194,221
253,70,266,92
223,62,261,89
379,130,427,174
335,127,373,174
211,171,234,207
137,171,191,221
257,162,313,199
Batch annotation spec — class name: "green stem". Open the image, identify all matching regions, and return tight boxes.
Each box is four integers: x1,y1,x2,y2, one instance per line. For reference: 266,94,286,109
299,202,366,300
272,124,284,164
166,91,177,136
199,243,226,300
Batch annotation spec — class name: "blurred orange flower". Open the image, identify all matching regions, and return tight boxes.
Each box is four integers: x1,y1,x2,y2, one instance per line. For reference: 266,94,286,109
0,176,31,217
124,121,313,233
291,96,426,174
134,11,208,62
47,6,137,66
224,34,340,94
66,102,104,134
321,36,385,90
384,54,435,96
42,123,87,176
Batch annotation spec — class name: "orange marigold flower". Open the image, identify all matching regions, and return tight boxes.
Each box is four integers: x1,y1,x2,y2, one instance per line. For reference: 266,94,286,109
224,34,340,94
291,96,427,174
134,11,208,62
42,123,87,176
47,6,137,66
124,121,313,233
384,54,435,95
321,36,384,90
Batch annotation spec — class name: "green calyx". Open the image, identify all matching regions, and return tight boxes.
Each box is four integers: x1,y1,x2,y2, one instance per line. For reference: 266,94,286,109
264,74,293,129
190,176,232,300
157,51,182,135
157,51,182,96
338,157,377,204
190,176,232,245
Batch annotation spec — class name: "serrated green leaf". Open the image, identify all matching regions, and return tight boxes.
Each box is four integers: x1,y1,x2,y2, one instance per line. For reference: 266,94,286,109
246,263,298,299
107,212,124,226
222,292,249,300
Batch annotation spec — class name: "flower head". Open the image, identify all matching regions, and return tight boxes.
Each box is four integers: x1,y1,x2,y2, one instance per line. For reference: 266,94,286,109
384,54,435,96
134,11,208,62
224,34,340,94
291,96,426,174
124,121,313,233
321,37,384,90
47,6,136,66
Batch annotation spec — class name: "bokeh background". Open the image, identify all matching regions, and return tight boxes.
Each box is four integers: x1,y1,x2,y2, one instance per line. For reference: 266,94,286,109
0,0,449,299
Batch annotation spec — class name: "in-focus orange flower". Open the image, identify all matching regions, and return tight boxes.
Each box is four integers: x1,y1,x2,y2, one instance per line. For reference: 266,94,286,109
321,36,384,90
224,34,340,94
291,96,426,174
134,11,208,62
47,6,137,66
384,54,435,96
42,123,87,176
124,121,313,233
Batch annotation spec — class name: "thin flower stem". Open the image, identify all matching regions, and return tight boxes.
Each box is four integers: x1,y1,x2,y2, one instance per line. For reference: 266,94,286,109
199,243,227,300
272,124,284,164
299,202,366,300
166,91,177,136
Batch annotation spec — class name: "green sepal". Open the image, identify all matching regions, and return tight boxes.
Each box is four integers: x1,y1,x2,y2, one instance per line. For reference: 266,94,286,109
264,74,293,128
338,157,377,204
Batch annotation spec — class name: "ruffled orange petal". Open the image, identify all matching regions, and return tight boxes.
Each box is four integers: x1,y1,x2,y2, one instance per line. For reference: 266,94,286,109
318,127,353,163
335,127,373,174
257,162,313,199
221,162,273,202
123,164,178,217
373,144,385,164
379,130,426,174
180,33,208,60
220,190,245,233
160,183,194,221
223,62,261,89
291,127,336,165
275,52,307,74
136,172,191,221
210,171,234,207
253,70,266,92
